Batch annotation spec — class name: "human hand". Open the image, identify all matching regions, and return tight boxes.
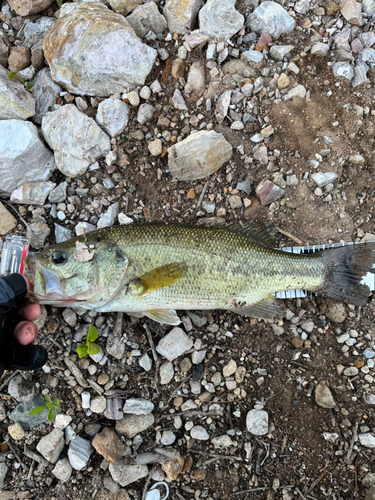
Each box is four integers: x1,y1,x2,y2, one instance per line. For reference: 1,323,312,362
0,274,47,379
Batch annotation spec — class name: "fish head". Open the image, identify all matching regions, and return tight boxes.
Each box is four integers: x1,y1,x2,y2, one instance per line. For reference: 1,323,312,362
25,234,130,307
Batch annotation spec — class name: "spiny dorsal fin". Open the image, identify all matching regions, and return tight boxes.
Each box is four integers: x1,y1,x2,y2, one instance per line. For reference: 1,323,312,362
227,218,276,247
144,309,181,325
233,295,282,320
132,262,188,295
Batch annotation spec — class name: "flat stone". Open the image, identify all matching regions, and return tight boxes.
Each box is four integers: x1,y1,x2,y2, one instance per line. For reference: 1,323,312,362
190,425,209,440
43,3,157,96
49,181,67,204
315,380,336,408
0,202,17,235
52,458,73,483
215,90,232,123
126,2,167,38
0,120,54,197
199,0,244,40
68,436,93,470
212,435,233,448
163,0,203,34
123,398,154,415
359,433,375,448
332,62,354,81
116,414,155,438
0,67,35,120
36,429,65,464
160,361,174,385
8,0,54,15
185,62,205,93
9,397,49,430
311,171,338,188
284,84,307,100
8,374,35,403
168,131,232,181
54,414,72,430
96,99,129,138
156,327,193,361
246,409,269,435
311,43,329,55
92,427,125,463
269,45,294,61
171,89,187,110
363,0,375,15
340,0,362,26
109,461,149,486
10,181,56,206
42,104,110,178
247,1,295,39
256,180,285,205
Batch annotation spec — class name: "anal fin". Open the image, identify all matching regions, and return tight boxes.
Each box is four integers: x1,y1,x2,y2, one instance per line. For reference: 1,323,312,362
233,295,282,320
132,262,187,295
144,309,181,325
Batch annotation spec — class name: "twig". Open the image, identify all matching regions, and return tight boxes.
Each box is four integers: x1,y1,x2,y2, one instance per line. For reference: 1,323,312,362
27,460,35,480
5,438,28,472
290,361,313,371
0,371,19,392
2,200,37,244
141,464,157,500
306,467,330,494
276,227,303,245
296,487,307,500
189,449,243,461
345,422,358,464
192,180,209,219
143,323,160,392
234,487,268,495
165,374,192,407
160,409,223,419
23,448,49,468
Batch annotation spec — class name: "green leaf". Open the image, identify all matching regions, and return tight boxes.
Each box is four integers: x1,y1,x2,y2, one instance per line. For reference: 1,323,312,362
29,406,47,415
87,325,98,343
7,72,16,79
87,343,100,356
45,394,52,403
77,345,88,358
56,0,63,6
48,408,54,423
53,399,60,407
18,74,24,84
27,82,34,90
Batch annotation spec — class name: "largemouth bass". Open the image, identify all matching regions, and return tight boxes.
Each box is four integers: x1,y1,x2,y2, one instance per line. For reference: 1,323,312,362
25,221,375,325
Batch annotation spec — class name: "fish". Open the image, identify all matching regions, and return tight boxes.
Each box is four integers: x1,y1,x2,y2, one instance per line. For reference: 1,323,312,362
24,221,375,326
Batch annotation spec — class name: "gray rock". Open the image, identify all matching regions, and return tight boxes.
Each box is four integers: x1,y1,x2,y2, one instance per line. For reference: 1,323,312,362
90,396,107,414
212,435,233,448
241,50,263,64
54,414,72,430
248,1,295,39
36,429,65,464
52,458,73,483
236,180,251,194
246,409,269,435
43,3,157,96
109,462,149,487
163,0,203,33
54,224,73,244
171,89,187,110
126,2,167,38
159,361,174,385
0,463,7,490
24,17,55,48
0,120,54,197
187,310,207,327
137,103,155,125
185,62,205,93
97,202,119,229
340,0,362,26
343,366,359,376
49,182,67,205
360,48,375,63
364,394,375,405
96,99,129,138
139,353,152,371
75,222,97,236
284,84,307,100
68,436,93,470
156,327,193,361
8,374,35,403
199,0,244,40
106,329,126,360
27,220,51,249
0,67,35,120
364,349,375,358
359,433,375,448
326,302,347,323
42,104,111,178
10,181,56,205
32,68,62,124
332,62,354,81
315,380,336,408
215,90,232,123
352,61,369,87
191,425,209,440
363,473,375,487
311,43,329,55
123,398,154,415
363,0,375,15
334,27,351,51
168,130,232,181
269,45,294,61
116,414,155,438
9,397,49,430
311,171,338,188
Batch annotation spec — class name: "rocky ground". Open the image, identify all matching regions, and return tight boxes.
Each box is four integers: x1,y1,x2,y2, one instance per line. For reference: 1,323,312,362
1,0,375,499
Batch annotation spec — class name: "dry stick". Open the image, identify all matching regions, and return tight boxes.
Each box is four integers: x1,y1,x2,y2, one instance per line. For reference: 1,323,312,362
234,487,268,495
23,448,49,468
5,439,28,472
345,422,358,464
0,371,19,392
165,374,192,407
306,467,330,495
3,200,37,244
189,449,243,462
296,487,307,500
27,460,35,481
290,361,314,371
191,179,209,219
276,227,303,246
143,323,160,392
141,464,157,500
160,409,223,419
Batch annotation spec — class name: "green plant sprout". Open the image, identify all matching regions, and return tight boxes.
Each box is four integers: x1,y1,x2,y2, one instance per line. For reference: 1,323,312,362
8,72,33,90
56,0,63,6
29,395,60,423
77,324,101,359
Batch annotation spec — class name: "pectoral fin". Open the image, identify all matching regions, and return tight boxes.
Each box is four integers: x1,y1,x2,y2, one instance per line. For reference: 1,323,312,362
144,309,181,325
132,262,187,295
233,295,282,320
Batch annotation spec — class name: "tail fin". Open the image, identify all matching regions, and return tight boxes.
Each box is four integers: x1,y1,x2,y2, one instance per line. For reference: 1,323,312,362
319,243,375,306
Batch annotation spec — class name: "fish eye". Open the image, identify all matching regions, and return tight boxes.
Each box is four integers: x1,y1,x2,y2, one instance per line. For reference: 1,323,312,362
52,251,66,265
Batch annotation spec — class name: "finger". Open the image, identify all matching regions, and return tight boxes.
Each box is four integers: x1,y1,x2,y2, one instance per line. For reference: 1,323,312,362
19,303,41,321
23,275,34,294
13,321,38,346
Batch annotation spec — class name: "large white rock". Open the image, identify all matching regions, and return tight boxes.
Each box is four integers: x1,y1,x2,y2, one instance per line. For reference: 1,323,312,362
43,2,157,96
168,130,232,181
163,0,203,34
0,67,35,120
42,104,111,177
32,67,62,124
0,120,54,197
199,0,244,40
247,1,295,39
96,99,129,137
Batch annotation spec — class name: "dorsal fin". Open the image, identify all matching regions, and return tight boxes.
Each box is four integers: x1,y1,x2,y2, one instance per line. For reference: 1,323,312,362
227,218,276,247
